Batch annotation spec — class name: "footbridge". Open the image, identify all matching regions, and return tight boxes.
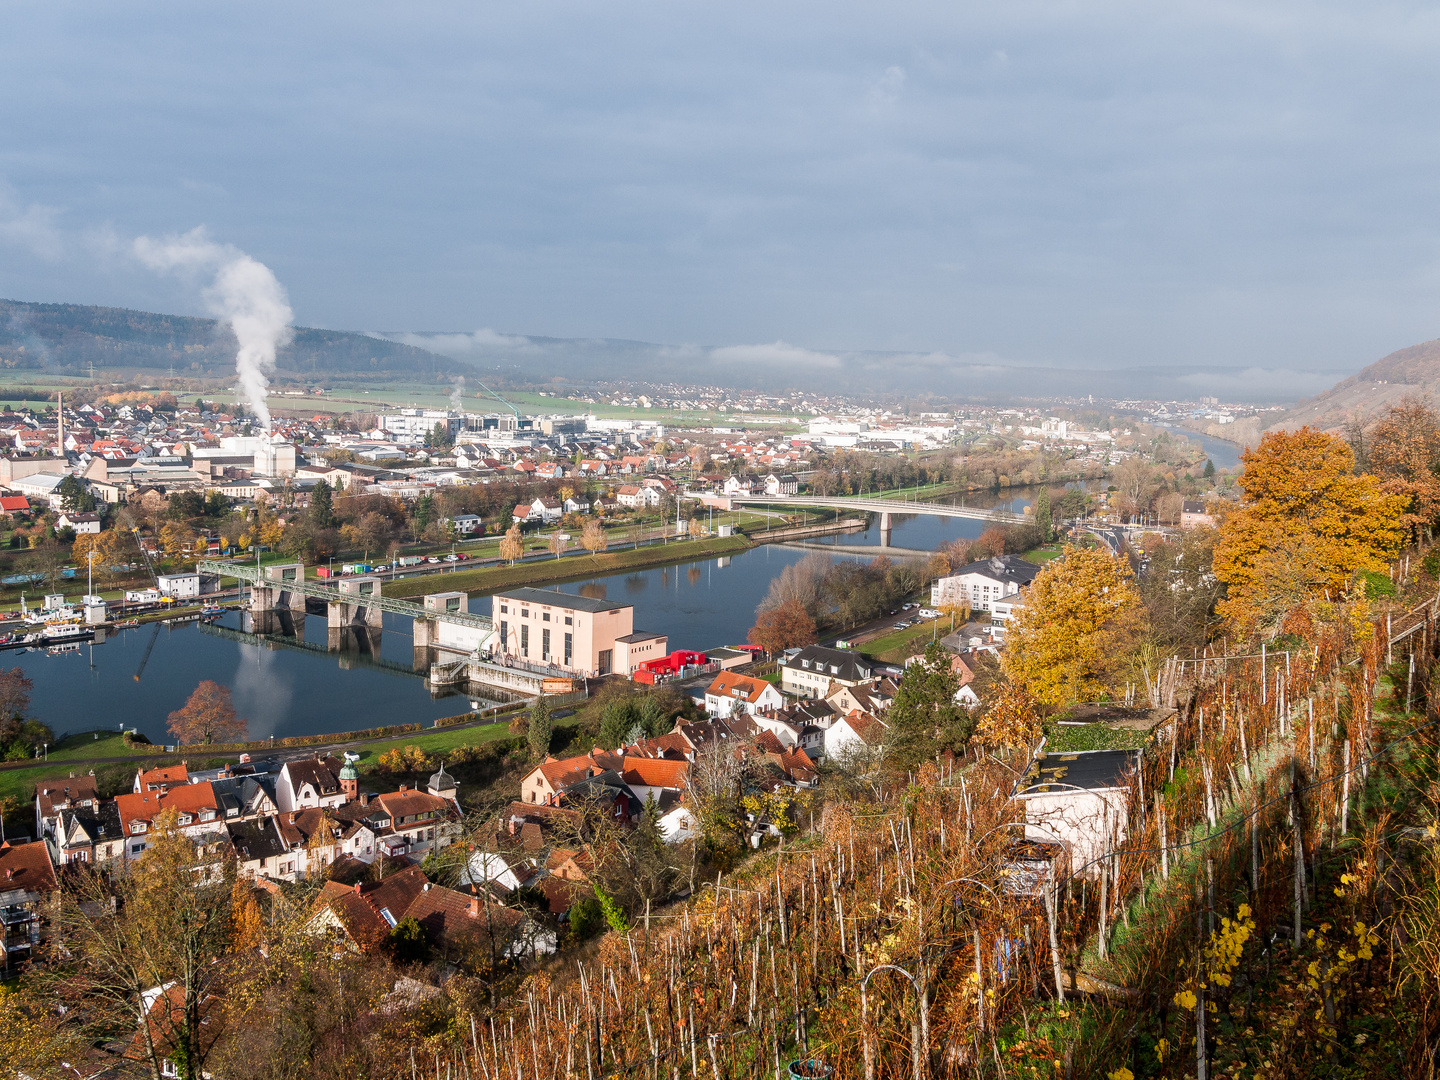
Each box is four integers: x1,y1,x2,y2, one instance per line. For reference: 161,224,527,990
725,494,1027,541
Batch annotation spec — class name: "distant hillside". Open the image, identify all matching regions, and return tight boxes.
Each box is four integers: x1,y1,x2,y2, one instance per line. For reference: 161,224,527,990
0,299,464,380
1271,337,1440,434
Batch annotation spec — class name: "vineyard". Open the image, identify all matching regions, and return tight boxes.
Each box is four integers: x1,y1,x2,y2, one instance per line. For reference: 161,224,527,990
295,565,1440,1079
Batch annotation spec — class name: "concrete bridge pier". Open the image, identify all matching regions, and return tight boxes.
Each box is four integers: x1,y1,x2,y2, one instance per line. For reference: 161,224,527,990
328,575,385,633
412,616,436,671
326,599,384,629
250,562,306,614
331,624,382,659
246,607,298,637
879,511,893,545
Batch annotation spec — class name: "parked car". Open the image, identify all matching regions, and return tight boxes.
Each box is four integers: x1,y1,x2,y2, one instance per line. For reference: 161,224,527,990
893,622,910,631
444,554,459,562
427,556,441,564
918,608,940,619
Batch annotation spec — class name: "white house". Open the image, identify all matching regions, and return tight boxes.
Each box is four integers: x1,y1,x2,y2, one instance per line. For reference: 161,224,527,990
56,511,101,534
446,513,484,536
459,849,530,892
823,710,888,761
275,755,350,815
931,555,1043,614
764,474,799,496
703,671,785,718
1016,748,1137,876
616,485,662,509
155,573,201,600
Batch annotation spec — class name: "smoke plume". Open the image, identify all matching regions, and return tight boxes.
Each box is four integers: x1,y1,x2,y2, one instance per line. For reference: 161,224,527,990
449,375,466,412
133,228,293,430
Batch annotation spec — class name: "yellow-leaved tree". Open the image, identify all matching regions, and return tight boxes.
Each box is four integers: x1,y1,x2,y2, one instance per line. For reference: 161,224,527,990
1213,427,1407,630
1002,544,1146,708
499,522,524,565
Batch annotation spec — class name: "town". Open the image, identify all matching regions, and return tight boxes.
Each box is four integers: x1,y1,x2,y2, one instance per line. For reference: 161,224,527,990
5,4,1436,1074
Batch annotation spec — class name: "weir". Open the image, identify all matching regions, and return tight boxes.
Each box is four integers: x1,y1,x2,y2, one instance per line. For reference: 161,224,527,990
200,559,500,690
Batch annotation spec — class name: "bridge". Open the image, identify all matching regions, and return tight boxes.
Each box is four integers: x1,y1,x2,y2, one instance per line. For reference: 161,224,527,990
198,559,495,631
725,494,1027,541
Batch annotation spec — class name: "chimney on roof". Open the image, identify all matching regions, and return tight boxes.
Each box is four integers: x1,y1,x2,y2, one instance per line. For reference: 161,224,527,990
469,895,480,917
398,783,406,792
353,881,362,894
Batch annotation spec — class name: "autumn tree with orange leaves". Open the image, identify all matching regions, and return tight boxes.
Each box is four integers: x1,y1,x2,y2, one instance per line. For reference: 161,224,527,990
748,597,818,656
167,680,248,745
1213,427,1406,630
1365,397,1440,542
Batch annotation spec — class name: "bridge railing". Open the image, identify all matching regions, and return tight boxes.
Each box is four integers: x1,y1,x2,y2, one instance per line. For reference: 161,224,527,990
199,559,495,630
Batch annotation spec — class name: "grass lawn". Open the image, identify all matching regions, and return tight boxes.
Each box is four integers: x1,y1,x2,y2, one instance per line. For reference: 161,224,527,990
1041,722,1150,752
860,617,947,664
45,730,153,761
1021,545,1064,563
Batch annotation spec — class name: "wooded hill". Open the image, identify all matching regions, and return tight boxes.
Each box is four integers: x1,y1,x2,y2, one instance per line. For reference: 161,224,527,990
0,298,465,380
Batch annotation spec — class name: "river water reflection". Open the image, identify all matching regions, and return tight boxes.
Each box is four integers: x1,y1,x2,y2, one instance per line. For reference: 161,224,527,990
21,487,1061,744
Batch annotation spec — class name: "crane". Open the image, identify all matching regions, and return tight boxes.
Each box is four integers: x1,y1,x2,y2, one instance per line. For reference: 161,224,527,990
131,528,159,588
133,622,160,682
474,381,520,419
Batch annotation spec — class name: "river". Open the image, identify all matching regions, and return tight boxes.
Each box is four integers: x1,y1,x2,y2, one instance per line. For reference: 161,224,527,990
1157,424,1243,470
18,486,1064,745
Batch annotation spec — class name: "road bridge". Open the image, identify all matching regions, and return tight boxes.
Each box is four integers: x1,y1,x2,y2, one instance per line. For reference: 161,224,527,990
725,494,1027,542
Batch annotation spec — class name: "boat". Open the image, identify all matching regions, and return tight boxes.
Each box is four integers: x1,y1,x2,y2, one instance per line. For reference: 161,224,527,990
200,604,225,616
40,624,89,641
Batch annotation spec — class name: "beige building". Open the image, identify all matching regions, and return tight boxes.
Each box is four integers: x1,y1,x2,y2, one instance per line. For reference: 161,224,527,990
491,587,634,676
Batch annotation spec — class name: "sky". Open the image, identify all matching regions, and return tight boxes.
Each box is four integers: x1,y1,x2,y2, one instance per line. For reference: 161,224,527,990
5,1,1440,398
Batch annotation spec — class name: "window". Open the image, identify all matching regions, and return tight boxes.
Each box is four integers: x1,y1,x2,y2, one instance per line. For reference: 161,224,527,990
564,632,573,665
521,625,529,657
564,616,572,626
521,608,530,618
500,604,508,614
598,649,612,675
500,621,508,649
542,628,550,659
542,612,550,622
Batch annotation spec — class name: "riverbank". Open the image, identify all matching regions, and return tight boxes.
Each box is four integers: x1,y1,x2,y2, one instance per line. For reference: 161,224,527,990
384,534,754,599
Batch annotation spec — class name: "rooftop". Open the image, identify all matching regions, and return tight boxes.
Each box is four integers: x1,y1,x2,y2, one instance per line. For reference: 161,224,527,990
494,586,632,615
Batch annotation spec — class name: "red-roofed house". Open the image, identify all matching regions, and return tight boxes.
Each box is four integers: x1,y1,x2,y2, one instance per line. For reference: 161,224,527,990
0,496,30,515
0,840,59,977
704,671,784,718
519,748,625,805
134,763,190,793
824,710,889,761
